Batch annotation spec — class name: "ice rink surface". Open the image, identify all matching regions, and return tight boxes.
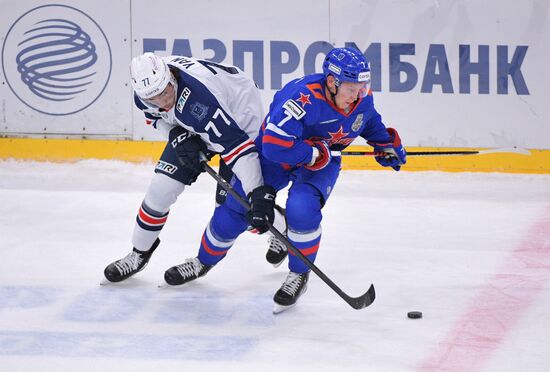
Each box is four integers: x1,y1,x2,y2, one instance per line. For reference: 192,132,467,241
1,160,549,372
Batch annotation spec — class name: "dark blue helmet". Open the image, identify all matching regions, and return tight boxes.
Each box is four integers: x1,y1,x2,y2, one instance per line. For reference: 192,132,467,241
323,47,370,86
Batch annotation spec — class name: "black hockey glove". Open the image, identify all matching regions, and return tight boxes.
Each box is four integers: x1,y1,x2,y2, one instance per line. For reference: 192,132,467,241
169,126,212,173
247,185,277,234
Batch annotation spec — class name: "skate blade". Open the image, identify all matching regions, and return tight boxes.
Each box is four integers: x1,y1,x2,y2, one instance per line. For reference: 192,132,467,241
272,302,296,314
270,258,286,268
157,282,181,289
99,278,113,286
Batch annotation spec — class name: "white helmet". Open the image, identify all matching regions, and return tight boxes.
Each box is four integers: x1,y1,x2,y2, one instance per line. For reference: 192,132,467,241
130,52,173,99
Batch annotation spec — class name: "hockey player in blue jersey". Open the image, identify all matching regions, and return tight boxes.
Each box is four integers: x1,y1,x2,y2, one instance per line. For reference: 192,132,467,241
103,53,278,284
258,47,407,312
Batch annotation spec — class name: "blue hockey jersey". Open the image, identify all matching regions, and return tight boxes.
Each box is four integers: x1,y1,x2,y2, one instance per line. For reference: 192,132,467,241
259,73,391,167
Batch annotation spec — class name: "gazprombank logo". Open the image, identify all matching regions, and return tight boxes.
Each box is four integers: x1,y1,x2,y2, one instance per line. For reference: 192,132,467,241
1,4,112,116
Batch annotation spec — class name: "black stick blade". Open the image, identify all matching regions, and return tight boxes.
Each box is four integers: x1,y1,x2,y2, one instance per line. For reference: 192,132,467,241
347,284,376,310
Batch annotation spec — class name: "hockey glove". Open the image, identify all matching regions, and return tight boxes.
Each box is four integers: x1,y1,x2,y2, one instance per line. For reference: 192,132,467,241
247,185,277,234
368,128,407,171
304,139,331,171
169,126,211,173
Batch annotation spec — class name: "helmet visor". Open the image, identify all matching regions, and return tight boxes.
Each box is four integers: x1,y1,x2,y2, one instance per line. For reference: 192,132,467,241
143,83,176,110
338,80,371,99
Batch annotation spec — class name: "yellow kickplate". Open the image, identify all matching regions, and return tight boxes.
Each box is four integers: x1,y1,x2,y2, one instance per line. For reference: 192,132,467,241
0,138,548,174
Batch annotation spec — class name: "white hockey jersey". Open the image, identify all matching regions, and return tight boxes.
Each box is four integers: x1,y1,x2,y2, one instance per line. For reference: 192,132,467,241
134,56,265,195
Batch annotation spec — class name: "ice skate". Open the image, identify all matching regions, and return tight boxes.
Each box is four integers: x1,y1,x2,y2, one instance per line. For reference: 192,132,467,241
102,238,160,284
272,271,309,314
266,235,288,267
164,257,213,286
265,205,288,267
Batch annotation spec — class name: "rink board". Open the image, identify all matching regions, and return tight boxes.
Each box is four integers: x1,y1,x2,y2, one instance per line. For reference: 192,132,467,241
0,138,547,174
1,1,549,151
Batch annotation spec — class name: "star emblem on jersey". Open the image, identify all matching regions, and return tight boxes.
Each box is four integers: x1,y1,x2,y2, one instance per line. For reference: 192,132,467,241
327,127,352,146
296,92,311,107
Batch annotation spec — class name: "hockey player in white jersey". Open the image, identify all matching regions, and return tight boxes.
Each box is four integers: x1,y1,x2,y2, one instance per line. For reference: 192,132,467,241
103,53,282,284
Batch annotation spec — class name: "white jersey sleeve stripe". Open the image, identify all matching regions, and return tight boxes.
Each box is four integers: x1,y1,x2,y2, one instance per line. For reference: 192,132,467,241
266,122,296,139
288,226,322,242
206,222,235,248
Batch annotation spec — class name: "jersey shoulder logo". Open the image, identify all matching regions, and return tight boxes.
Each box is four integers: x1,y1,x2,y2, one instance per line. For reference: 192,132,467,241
283,99,305,120
176,87,191,113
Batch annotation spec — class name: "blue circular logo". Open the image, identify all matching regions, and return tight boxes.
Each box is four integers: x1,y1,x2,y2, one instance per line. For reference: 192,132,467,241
2,4,112,116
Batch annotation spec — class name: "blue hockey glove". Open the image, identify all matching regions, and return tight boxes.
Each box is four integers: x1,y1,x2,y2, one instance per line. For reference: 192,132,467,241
304,139,331,171
247,185,276,234
368,128,406,171
169,126,212,173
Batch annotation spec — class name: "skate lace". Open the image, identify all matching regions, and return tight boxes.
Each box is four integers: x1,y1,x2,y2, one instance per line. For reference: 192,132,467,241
114,252,142,275
281,272,304,296
176,258,202,279
268,235,287,254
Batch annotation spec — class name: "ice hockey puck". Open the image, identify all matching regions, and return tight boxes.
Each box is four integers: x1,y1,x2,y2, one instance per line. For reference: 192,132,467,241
407,311,422,319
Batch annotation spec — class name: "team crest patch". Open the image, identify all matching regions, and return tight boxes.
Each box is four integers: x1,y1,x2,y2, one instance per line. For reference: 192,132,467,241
190,101,209,121
155,160,178,174
351,114,364,132
176,87,191,113
283,99,305,120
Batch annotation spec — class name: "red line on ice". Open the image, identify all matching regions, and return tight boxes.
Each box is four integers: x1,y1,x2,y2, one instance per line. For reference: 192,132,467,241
418,206,550,372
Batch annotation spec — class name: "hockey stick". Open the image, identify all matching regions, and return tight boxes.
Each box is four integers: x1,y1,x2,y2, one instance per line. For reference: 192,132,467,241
200,158,376,310
332,147,531,157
